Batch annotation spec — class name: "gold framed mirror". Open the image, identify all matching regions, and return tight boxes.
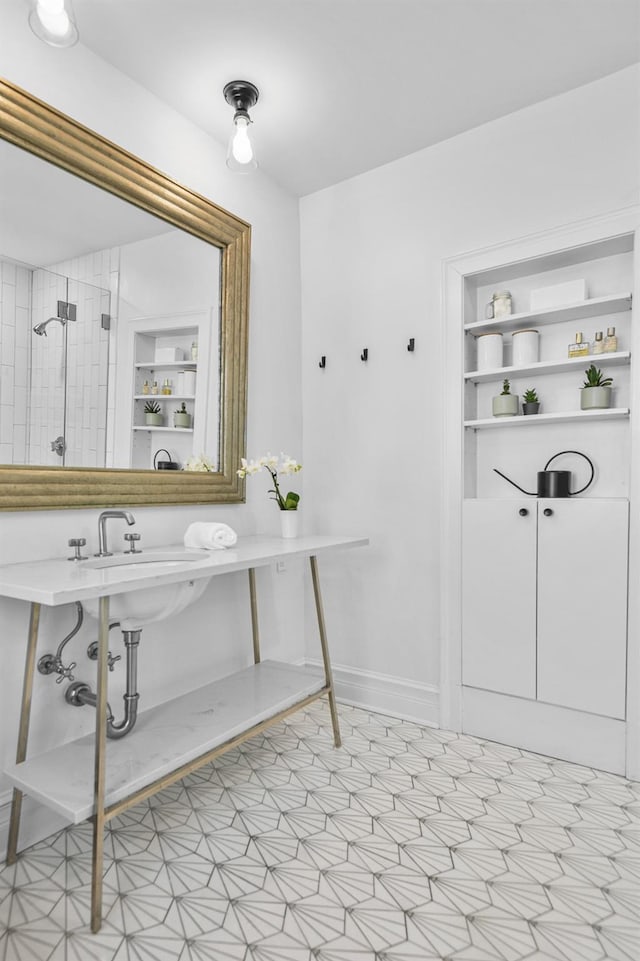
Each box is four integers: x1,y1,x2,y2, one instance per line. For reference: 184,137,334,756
0,78,249,511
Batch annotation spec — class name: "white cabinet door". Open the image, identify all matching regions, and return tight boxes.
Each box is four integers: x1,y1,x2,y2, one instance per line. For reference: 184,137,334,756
462,500,537,698
537,499,628,719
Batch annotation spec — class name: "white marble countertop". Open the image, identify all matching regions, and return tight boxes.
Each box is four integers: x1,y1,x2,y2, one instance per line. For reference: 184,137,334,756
0,534,368,606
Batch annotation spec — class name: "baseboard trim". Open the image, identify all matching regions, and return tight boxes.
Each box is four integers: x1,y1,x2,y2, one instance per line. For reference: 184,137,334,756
462,685,626,775
303,660,440,727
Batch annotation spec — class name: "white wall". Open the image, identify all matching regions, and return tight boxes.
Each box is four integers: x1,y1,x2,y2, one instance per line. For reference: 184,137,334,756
300,66,640,721
0,8,303,852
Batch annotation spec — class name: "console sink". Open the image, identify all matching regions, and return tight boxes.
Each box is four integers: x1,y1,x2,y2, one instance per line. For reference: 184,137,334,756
82,551,212,629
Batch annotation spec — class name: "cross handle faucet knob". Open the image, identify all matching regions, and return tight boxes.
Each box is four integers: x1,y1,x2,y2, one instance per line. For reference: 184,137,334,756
124,532,142,554
68,538,88,561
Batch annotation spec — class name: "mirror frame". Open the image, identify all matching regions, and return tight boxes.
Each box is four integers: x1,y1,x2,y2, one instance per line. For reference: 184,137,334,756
0,78,249,511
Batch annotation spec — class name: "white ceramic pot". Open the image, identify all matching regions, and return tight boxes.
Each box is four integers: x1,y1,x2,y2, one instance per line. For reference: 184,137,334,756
512,329,539,366
476,332,503,371
280,510,300,538
580,386,612,410
492,393,519,417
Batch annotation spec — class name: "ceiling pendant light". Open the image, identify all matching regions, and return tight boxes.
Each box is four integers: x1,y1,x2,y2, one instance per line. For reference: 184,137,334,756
29,0,79,47
223,81,259,173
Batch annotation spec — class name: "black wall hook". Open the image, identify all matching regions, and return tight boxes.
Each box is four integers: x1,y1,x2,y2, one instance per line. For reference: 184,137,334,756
360,348,368,361
318,355,326,369
407,338,415,352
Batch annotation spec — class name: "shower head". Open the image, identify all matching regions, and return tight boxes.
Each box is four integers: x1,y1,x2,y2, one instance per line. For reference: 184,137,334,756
33,316,66,336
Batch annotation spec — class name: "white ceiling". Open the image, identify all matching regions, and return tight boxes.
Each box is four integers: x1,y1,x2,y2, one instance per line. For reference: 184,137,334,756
72,0,640,197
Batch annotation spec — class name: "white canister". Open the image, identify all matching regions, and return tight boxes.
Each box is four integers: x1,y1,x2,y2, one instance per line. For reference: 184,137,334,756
511,329,539,367
476,332,503,371
178,369,197,395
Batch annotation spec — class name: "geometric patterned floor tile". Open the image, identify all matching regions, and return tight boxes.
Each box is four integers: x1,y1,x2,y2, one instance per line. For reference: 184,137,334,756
2,699,640,961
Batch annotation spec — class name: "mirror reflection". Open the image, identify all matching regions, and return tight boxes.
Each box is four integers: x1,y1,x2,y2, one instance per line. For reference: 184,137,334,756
0,139,221,471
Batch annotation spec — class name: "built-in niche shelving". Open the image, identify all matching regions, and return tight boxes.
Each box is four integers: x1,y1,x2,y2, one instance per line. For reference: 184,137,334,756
119,310,216,470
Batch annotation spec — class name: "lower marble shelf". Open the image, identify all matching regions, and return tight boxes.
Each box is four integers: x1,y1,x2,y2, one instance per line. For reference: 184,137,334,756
5,660,324,824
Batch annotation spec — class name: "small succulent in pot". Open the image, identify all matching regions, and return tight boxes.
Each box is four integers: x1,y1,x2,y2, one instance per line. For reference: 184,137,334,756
581,364,613,410
144,399,163,426
522,387,540,415
583,364,613,389
174,401,192,429
492,378,519,417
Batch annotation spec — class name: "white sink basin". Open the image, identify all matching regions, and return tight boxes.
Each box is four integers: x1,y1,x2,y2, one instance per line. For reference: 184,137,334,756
82,551,211,629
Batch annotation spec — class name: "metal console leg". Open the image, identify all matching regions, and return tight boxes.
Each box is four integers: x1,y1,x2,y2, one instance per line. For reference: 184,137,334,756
7,602,41,864
309,555,342,748
248,568,261,664
90,595,109,933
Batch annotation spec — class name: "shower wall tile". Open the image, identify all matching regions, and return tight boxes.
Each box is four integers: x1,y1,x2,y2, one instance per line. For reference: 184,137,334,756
1,259,16,285
0,260,30,463
0,249,117,468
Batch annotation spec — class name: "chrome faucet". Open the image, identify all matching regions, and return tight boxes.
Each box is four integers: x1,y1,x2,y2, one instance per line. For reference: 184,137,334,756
96,510,136,557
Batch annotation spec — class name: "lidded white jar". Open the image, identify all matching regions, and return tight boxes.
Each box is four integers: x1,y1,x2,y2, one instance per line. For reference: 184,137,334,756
178,369,197,395
476,332,503,371
511,329,539,367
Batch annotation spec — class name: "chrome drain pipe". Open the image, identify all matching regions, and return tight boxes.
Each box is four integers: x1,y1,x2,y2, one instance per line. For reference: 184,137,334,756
65,629,141,739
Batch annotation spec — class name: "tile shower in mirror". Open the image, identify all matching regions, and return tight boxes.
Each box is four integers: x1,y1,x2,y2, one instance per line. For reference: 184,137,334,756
1,257,111,468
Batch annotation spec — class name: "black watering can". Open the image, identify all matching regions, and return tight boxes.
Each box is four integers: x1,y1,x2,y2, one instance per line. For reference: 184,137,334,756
493,450,595,498
153,448,179,470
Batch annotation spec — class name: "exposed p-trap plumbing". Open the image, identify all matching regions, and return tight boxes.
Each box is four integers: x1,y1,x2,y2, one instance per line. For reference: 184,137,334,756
65,628,141,739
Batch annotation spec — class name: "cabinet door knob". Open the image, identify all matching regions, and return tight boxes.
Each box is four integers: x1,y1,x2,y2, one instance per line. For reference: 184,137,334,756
543,508,553,516
518,508,529,517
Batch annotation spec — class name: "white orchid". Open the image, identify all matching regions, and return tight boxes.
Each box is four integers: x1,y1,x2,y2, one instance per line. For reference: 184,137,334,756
184,453,216,472
237,457,261,477
237,452,302,510
280,454,302,475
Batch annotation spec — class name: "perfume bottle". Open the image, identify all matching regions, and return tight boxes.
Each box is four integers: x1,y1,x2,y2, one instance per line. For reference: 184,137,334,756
603,326,618,353
142,380,150,394
162,378,172,395
151,380,159,395
191,341,198,361
591,331,605,354
568,332,589,358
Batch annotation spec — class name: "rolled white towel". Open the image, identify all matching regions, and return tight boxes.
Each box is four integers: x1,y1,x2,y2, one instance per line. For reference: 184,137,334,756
184,522,238,550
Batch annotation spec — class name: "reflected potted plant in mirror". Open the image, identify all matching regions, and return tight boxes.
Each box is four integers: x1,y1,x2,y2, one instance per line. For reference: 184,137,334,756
144,399,163,427
238,453,302,538
581,364,613,410
492,379,519,417
174,402,192,429
522,387,540,415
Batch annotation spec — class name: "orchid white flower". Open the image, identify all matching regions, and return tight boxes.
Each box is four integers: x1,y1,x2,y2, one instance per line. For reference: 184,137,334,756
280,454,302,475
238,452,302,511
237,457,261,477
184,453,216,472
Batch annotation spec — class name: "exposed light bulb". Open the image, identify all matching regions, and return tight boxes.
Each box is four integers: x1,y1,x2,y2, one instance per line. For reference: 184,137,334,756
232,118,253,164
227,116,257,172
29,0,79,47
223,81,259,174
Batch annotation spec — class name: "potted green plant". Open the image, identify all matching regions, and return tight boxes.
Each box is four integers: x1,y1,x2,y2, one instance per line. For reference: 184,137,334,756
173,402,192,429
581,364,613,410
522,387,540,415
144,399,163,427
492,379,519,417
